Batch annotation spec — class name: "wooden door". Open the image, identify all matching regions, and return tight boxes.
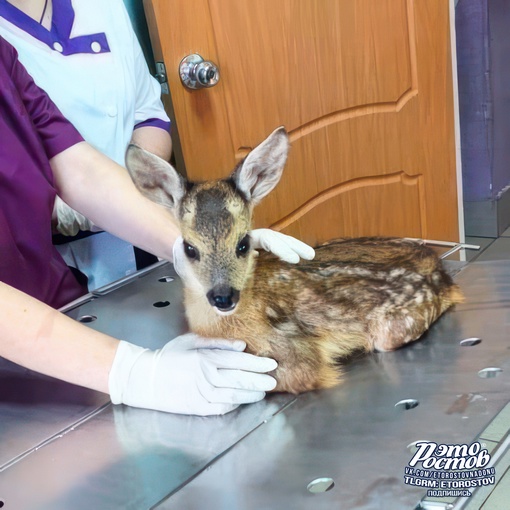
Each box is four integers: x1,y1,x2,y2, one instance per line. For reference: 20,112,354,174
144,0,461,245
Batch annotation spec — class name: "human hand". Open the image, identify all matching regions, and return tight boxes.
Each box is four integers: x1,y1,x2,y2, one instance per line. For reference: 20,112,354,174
108,334,277,416
249,228,315,263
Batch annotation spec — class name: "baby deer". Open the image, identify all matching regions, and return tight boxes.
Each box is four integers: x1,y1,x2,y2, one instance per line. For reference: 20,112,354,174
126,127,463,394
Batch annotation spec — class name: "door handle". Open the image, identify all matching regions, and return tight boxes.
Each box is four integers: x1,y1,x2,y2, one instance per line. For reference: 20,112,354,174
179,54,220,90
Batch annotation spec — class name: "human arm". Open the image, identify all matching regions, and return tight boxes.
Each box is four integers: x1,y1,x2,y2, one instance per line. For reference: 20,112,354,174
0,281,117,392
52,125,173,236
53,124,173,236
50,141,178,261
131,125,172,162
0,281,277,415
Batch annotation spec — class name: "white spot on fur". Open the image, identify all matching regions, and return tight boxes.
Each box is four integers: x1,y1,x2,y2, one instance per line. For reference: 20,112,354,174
276,321,301,335
404,314,415,329
266,307,279,318
414,293,424,304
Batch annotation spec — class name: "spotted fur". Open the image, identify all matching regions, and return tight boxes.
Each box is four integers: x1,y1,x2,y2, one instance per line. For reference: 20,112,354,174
126,127,463,394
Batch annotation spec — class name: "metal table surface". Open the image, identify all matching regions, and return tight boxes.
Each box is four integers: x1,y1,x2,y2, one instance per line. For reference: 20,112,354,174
1,260,509,510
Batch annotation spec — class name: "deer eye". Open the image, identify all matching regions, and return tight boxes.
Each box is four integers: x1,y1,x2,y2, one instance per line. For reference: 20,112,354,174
183,241,199,260
236,235,251,257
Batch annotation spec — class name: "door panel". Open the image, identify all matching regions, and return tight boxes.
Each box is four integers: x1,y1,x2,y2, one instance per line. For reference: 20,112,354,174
266,171,426,242
145,0,460,245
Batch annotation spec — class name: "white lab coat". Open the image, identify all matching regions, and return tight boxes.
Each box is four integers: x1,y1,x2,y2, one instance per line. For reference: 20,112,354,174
0,0,170,290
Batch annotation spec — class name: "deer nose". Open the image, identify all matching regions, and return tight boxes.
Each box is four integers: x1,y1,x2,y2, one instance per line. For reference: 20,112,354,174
207,285,240,311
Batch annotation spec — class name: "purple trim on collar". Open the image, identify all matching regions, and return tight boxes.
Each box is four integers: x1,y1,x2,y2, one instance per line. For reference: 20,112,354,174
0,0,110,55
134,118,171,132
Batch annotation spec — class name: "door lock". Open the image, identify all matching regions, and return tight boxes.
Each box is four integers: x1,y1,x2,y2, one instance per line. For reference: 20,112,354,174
179,54,220,90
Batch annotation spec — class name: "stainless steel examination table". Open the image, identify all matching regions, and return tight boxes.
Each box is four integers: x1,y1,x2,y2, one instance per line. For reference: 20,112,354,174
1,258,510,510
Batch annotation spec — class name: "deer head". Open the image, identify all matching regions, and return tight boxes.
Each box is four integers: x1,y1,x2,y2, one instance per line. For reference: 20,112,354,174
126,127,290,315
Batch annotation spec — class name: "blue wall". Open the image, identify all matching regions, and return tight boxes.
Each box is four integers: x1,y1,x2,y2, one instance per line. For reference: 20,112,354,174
456,0,510,202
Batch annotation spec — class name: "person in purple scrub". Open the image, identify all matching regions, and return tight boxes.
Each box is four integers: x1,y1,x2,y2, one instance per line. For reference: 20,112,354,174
0,36,280,416
0,36,315,415
0,0,172,290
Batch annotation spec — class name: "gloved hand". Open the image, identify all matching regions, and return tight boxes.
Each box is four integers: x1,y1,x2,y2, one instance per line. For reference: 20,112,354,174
108,333,278,416
250,228,315,263
54,196,102,236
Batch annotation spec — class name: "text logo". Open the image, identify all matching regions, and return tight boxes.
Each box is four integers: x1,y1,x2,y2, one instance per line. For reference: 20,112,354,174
404,441,495,499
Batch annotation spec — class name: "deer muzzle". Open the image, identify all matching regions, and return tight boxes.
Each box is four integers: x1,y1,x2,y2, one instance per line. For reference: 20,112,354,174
206,285,240,314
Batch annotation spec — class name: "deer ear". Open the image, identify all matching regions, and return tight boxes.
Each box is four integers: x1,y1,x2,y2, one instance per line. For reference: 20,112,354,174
125,144,186,210
231,126,290,205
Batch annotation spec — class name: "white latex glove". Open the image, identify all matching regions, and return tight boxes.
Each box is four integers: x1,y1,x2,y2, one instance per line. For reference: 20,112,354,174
54,196,102,236
109,334,278,416
249,228,315,263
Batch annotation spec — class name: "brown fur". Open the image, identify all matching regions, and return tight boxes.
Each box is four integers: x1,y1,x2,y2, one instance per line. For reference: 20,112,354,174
183,236,463,393
125,128,463,394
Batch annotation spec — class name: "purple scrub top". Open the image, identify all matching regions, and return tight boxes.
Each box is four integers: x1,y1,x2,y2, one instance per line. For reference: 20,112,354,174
0,36,87,308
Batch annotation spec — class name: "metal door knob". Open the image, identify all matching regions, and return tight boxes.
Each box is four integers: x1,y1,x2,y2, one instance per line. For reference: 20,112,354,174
179,54,220,90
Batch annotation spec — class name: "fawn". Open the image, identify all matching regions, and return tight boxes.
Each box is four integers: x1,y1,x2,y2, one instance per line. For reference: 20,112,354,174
126,127,463,394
